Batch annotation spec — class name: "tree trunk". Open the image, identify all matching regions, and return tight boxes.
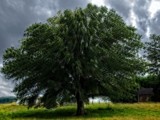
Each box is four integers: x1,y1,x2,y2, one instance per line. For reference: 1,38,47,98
76,91,85,116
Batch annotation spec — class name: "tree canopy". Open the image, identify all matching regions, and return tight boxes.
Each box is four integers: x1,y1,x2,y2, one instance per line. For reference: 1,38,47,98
1,4,144,115
145,34,160,76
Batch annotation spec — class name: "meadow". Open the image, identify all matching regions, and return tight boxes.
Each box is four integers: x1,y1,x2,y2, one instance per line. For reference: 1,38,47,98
0,102,160,120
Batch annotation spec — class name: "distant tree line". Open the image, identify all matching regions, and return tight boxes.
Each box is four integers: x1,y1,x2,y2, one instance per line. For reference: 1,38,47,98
136,34,160,102
0,96,16,103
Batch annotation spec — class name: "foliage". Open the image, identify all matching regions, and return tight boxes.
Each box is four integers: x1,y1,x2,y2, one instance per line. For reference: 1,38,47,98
1,4,144,115
145,34,160,75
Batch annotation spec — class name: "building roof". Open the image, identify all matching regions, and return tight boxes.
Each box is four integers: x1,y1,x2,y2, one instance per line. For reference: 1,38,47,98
138,88,154,95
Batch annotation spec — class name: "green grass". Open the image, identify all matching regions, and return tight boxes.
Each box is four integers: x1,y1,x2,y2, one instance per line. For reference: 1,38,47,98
1,102,160,120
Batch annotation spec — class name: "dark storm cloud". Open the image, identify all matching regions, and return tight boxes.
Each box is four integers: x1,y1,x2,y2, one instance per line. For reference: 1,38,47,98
133,0,152,38
56,0,89,10
105,0,133,22
106,0,153,40
0,0,89,63
0,0,56,62
0,0,89,97
150,11,160,34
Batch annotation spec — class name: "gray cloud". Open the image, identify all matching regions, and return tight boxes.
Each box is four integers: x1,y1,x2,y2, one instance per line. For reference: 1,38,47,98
106,0,154,40
0,0,56,62
105,0,133,22
0,0,89,62
105,0,151,36
149,11,160,34
0,73,15,97
133,0,152,38
56,0,88,10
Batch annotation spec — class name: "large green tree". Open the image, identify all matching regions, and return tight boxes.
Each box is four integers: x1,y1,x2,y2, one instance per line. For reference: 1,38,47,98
1,4,144,115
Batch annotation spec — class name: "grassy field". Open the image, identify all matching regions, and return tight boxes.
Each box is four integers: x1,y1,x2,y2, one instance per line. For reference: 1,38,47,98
0,102,160,120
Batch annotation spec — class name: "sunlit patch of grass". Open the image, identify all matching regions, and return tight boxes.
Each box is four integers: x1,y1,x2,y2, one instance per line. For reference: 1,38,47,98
0,102,160,120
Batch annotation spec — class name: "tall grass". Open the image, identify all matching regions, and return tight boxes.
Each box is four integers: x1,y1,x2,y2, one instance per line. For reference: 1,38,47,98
0,102,160,120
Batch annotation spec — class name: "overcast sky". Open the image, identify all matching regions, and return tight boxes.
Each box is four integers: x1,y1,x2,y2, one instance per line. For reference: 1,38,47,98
0,0,160,97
